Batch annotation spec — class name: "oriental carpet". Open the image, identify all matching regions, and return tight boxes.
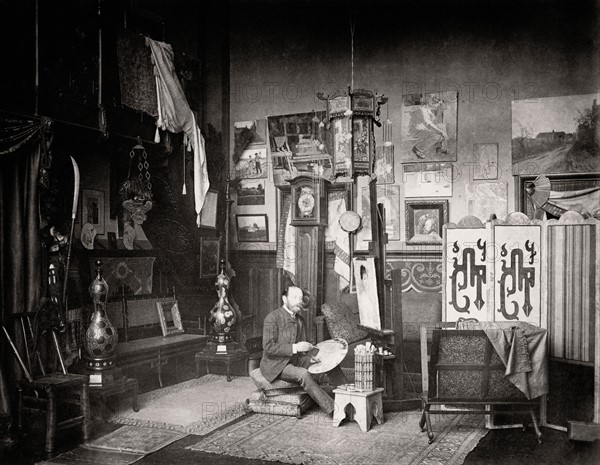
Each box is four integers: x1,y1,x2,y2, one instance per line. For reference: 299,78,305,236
187,409,486,465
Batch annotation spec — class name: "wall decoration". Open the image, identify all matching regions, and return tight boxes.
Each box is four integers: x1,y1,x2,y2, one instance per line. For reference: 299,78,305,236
402,162,453,197
374,145,394,184
156,300,184,337
405,200,448,245
234,119,266,147
199,237,220,278
492,224,541,325
400,91,458,163
443,226,488,322
234,148,268,179
357,184,400,247
267,111,331,174
89,257,156,298
236,214,269,242
512,93,600,175
385,254,443,293
81,189,105,234
236,179,265,206
353,257,381,330
199,190,218,229
465,182,508,222
473,143,499,180
107,232,117,249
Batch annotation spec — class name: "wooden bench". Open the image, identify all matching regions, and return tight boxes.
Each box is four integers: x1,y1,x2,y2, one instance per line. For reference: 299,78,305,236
106,293,207,387
419,324,543,444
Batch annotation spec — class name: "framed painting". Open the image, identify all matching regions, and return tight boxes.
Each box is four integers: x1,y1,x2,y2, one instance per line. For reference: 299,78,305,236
236,214,269,242
199,237,220,278
156,300,184,337
473,143,499,180
400,91,458,163
236,179,265,206
353,256,382,330
81,189,105,234
234,148,268,179
402,162,453,197
356,184,401,249
512,93,600,175
405,200,449,245
199,190,218,229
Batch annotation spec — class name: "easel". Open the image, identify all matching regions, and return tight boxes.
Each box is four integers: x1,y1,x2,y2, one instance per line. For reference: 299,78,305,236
356,178,413,410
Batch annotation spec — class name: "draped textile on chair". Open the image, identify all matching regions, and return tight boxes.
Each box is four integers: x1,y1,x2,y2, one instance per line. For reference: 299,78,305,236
0,113,46,420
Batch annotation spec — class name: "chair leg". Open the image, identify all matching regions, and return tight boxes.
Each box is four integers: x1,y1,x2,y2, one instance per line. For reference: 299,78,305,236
17,387,23,432
45,390,57,457
529,408,542,444
424,405,434,443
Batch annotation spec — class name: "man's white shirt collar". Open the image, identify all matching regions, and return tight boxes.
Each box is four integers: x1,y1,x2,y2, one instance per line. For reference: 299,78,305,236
283,306,295,318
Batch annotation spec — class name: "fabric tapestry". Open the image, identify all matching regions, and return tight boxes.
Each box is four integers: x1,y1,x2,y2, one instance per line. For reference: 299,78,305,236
321,302,368,344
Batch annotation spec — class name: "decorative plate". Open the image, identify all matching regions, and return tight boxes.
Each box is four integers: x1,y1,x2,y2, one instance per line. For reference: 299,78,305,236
80,223,96,250
339,211,362,233
307,338,348,374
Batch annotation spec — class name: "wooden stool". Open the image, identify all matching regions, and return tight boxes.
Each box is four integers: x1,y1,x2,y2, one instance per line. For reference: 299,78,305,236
195,348,249,381
333,387,384,432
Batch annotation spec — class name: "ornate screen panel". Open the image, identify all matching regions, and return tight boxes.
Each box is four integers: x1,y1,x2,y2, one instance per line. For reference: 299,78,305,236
443,227,489,322
492,224,542,325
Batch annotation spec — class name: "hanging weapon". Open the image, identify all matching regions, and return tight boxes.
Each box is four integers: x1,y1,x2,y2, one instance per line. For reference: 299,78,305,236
62,156,80,313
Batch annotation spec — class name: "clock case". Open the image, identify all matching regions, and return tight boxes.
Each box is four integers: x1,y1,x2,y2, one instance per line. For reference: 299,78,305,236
289,175,329,226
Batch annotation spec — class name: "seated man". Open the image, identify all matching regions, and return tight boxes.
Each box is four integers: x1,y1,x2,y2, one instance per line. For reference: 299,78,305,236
260,286,347,414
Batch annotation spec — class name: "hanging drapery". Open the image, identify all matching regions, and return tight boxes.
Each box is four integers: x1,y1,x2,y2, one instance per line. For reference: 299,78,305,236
0,112,47,421
146,37,209,226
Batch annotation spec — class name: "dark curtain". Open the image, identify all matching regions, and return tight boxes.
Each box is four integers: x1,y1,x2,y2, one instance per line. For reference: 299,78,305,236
0,114,46,421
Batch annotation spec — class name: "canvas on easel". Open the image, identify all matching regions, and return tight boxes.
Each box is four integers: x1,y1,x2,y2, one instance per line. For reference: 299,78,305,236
353,256,381,331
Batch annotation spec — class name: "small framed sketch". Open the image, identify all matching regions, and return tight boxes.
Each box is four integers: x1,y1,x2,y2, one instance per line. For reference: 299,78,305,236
199,190,218,229
156,300,184,337
405,200,449,245
473,143,499,180
81,189,105,234
236,214,269,242
199,237,220,278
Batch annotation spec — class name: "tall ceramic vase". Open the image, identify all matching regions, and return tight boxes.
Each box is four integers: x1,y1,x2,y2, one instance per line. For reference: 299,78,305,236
84,260,118,377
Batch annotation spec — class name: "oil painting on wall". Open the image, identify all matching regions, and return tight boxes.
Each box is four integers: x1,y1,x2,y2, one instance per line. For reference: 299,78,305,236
400,91,458,163
512,93,599,175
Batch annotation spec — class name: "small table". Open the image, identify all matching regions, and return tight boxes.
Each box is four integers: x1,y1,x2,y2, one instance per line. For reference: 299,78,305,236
195,349,249,382
89,377,139,420
333,387,384,432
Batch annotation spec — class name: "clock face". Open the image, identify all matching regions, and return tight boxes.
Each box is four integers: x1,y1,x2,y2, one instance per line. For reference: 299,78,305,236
298,190,315,216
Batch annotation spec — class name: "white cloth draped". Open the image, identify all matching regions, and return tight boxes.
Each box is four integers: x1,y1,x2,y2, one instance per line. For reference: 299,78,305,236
282,204,296,283
146,37,209,226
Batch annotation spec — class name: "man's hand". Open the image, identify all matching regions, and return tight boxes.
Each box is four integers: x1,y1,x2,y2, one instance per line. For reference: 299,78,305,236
295,341,314,353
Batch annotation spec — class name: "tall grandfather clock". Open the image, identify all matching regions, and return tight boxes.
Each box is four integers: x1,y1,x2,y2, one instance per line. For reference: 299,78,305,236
288,175,329,340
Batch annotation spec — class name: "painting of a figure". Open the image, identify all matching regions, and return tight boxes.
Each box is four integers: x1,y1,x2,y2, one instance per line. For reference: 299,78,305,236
234,148,268,179
400,91,458,163
353,257,381,331
512,94,599,175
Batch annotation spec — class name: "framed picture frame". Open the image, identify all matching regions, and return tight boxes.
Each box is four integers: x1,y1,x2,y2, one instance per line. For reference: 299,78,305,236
405,200,449,245
81,189,105,234
236,214,269,242
199,190,218,229
156,299,184,337
199,237,220,278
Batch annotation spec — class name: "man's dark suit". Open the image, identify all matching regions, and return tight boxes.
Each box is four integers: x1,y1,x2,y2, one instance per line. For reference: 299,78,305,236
259,306,347,414
260,306,308,382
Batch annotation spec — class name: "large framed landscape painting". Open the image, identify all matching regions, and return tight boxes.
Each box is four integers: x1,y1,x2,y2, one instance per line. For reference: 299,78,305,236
512,93,600,175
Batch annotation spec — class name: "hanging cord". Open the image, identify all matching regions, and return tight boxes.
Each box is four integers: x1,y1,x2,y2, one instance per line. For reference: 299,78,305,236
350,19,356,92
182,142,187,195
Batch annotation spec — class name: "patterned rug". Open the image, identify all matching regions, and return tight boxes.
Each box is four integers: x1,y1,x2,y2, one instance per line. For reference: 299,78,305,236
109,375,255,435
38,447,144,465
187,410,487,465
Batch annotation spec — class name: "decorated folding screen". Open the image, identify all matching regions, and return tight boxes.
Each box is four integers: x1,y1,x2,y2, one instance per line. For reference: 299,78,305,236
491,222,542,325
443,225,489,322
545,218,599,363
